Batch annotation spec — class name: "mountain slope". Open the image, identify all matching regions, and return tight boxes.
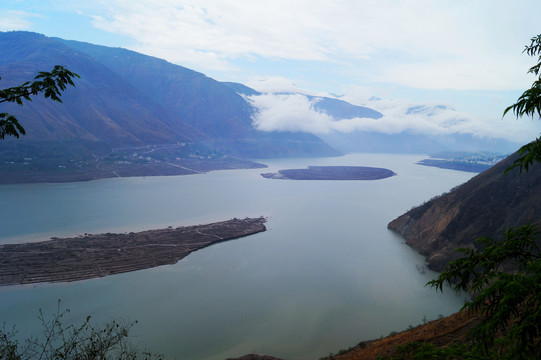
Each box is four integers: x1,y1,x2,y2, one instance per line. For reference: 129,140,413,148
0,32,203,146
57,39,255,139
311,96,383,120
1,31,338,161
388,151,541,271
56,37,339,157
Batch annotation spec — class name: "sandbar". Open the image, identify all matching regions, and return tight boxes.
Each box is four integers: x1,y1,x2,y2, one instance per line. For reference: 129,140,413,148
0,217,266,286
261,166,396,180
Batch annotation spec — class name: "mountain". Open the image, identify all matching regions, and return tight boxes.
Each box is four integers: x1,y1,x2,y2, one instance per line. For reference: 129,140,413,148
223,82,384,121
387,152,541,271
55,39,255,140
54,36,339,158
319,131,451,154
311,96,383,120
0,31,343,182
319,129,521,155
2,31,516,184
0,31,338,156
225,83,521,155
0,32,199,146
222,82,261,97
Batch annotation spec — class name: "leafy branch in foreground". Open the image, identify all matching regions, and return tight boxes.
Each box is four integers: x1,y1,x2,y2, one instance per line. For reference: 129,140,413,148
504,34,541,174
377,32,541,360
503,137,541,174
0,300,163,360
427,224,541,359
0,65,79,139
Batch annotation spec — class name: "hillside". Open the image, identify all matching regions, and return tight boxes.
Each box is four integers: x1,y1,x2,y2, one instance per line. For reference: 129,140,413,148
324,311,478,360
0,32,196,146
56,38,258,140
0,30,340,156
55,35,339,158
388,151,541,271
0,31,341,182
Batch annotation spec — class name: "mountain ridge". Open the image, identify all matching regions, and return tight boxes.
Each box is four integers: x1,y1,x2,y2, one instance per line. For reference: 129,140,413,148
55,36,343,158
1,31,339,157
0,31,343,182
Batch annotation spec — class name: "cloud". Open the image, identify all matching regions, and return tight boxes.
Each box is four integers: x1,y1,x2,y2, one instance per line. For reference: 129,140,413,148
246,92,541,143
246,76,329,96
247,92,473,136
88,0,334,71
4,0,539,144
378,57,531,91
0,10,37,31
244,79,534,142
247,93,335,133
356,99,541,143
81,0,539,91
352,101,481,136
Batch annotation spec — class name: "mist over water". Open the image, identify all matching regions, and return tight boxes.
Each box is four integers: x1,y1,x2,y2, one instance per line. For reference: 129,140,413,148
0,154,474,360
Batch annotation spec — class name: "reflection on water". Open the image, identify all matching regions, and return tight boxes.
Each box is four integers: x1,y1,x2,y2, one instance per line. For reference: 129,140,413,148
0,154,474,360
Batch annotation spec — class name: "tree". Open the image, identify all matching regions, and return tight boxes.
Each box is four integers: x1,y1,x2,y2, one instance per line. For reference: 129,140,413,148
427,225,541,359
426,34,541,359
0,301,163,360
504,34,541,173
0,65,79,139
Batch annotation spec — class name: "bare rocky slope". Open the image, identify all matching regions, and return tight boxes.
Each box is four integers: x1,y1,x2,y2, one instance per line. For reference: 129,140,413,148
388,150,541,271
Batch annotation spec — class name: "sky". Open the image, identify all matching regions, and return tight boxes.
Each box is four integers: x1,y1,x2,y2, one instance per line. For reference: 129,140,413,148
2,0,541,144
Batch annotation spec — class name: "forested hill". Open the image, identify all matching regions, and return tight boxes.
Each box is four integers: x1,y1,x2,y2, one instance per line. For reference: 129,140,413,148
388,151,541,271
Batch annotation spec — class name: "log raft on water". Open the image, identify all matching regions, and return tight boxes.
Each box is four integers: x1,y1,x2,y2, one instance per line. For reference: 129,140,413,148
0,217,267,286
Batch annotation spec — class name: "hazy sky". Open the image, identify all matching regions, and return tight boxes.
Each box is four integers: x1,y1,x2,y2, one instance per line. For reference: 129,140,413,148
2,0,541,143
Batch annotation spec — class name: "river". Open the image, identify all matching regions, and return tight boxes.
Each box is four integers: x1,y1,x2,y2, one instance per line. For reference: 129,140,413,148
0,153,475,360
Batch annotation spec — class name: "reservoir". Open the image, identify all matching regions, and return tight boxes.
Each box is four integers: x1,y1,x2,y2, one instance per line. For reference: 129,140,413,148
0,153,475,360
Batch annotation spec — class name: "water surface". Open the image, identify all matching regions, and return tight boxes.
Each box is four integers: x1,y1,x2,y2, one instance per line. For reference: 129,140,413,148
0,153,475,359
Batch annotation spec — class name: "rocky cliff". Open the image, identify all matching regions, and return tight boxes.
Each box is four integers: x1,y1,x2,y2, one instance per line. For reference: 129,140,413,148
388,151,541,271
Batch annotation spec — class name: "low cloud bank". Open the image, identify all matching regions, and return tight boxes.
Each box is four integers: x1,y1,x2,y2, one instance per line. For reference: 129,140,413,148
247,94,335,133
246,92,538,143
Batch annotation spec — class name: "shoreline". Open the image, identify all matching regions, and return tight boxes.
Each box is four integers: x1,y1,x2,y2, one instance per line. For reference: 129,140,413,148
0,217,266,287
0,152,268,185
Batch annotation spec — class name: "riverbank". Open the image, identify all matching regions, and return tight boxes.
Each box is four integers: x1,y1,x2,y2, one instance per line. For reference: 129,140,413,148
0,155,267,184
0,217,266,286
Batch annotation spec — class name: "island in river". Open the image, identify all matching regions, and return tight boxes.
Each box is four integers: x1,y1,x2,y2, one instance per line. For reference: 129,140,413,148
261,166,396,180
0,217,266,286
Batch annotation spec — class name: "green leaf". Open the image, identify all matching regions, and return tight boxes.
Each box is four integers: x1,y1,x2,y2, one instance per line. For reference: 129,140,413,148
0,65,79,139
